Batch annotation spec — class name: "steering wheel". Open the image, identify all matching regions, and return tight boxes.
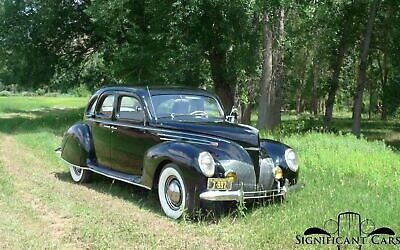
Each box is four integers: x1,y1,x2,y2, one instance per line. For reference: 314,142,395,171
190,110,208,117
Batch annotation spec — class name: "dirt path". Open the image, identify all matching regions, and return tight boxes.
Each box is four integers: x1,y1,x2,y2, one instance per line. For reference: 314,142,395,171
0,134,235,249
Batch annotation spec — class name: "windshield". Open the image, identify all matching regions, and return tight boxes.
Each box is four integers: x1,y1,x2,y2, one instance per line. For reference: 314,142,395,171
150,94,224,120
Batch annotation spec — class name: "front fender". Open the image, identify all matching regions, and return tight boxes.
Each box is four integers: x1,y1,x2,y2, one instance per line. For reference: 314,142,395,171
260,139,299,183
260,139,289,167
142,142,208,190
61,123,94,166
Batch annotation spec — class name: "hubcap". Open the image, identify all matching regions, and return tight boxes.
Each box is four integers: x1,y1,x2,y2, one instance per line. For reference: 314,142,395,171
73,167,82,176
165,177,182,210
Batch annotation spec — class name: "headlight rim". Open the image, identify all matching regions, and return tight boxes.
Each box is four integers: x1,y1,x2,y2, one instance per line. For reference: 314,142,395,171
284,148,298,172
198,151,215,177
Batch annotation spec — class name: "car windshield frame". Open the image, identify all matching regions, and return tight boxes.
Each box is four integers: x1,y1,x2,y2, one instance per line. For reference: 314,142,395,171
149,93,225,121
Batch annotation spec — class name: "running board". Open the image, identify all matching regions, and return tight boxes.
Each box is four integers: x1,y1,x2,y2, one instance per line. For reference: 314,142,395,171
86,163,151,190
56,147,151,190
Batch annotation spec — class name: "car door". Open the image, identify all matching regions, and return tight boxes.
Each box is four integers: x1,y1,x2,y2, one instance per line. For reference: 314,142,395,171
90,92,115,168
109,93,153,175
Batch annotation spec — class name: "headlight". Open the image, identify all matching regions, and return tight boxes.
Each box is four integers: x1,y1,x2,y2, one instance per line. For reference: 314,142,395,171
285,149,298,172
198,152,215,177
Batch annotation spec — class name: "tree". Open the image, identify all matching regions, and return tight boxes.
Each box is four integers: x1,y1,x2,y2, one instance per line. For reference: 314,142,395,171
323,1,362,131
257,5,285,130
352,0,379,137
0,0,93,89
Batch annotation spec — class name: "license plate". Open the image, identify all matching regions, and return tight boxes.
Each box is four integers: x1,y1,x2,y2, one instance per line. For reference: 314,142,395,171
207,178,232,190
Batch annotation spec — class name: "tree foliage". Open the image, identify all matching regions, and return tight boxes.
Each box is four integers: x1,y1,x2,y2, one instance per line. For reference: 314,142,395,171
1,0,400,133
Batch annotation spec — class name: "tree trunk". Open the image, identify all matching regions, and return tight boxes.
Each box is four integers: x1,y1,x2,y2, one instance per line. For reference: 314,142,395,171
257,11,273,129
323,52,346,131
323,1,359,131
257,8,285,130
352,1,378,137
381,55,388,120
241,103,253,125
376,37,389,121
296,81,302,114
215,84,235,113
311,60,319,116
240,79,256,125
209,48,235,112
368,78,373,120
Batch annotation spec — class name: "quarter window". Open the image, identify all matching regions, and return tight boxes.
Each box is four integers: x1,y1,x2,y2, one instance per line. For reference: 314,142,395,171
97,95,115,118
117,96,144,122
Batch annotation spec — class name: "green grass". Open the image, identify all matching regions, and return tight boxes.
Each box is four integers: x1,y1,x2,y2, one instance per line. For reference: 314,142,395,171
0,96,88,113
254,112,400,150
0,96,399,249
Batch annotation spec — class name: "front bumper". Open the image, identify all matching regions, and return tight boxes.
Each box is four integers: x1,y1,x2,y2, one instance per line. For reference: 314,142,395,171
199,179,304,202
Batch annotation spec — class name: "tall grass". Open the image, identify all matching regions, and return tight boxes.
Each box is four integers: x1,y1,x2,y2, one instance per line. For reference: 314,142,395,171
0,96,399,249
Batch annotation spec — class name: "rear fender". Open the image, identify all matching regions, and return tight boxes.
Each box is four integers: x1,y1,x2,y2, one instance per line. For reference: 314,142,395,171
61,123,94,166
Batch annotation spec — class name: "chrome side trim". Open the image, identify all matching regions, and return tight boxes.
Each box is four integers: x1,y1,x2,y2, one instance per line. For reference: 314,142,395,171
87,118,232,144
159,137,214,146
244,147,259,151
158,133,219,146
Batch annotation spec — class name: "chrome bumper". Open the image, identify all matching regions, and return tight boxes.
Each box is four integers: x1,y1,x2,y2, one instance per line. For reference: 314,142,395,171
199,179,304,202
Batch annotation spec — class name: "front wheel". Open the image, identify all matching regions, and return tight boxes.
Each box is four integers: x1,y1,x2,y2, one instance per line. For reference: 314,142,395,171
158,164,189,219
69,166,92,183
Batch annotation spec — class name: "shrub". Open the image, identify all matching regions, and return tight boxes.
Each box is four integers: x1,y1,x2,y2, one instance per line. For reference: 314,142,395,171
44,92,60,97
0,90,12,96
35,88,46,96
68,84,91,97
21,91,36,96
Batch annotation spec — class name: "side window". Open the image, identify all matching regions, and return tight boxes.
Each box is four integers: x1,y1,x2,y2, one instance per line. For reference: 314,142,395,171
117,96,144,122
86,96,97,116
97,94,115,118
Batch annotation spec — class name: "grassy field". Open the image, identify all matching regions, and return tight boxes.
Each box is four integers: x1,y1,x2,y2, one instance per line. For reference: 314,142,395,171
0,96,399,249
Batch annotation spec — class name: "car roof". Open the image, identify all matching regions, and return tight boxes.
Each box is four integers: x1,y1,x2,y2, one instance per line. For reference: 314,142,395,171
93,86,215,97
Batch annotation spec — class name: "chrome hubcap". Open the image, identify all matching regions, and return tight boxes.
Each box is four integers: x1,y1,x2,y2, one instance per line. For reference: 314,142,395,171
165,177,182,210
73,167,82,176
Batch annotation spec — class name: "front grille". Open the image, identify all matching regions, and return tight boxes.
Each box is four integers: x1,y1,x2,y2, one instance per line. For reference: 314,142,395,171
258,158,275,190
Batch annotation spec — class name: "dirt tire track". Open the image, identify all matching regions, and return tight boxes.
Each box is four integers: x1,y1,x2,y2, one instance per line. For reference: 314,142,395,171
0,134,236,249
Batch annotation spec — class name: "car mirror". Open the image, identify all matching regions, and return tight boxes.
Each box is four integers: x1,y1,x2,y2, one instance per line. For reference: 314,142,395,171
85,113,95,118
226,107,239,123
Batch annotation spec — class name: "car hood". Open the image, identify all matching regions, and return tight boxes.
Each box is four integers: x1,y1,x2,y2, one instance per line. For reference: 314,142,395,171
154,120,260,148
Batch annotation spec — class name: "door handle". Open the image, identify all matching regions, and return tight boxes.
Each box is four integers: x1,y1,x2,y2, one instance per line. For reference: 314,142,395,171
110,126,118,130
101,124,111,129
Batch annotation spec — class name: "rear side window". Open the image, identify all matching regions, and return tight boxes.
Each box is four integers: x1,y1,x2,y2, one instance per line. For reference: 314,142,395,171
117,96,144,122
86,96,97,115
97,94,115,118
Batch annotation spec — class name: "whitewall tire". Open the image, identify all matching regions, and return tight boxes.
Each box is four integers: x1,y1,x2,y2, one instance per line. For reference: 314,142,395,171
158,164,187,219
69,166,92,183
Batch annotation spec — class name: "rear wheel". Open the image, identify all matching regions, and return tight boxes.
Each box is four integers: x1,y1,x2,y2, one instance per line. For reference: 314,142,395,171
158,164,189,219
69,166,92,183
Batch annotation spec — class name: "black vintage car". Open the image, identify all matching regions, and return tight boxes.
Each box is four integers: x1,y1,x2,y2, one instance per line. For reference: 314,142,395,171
58,86,301,219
